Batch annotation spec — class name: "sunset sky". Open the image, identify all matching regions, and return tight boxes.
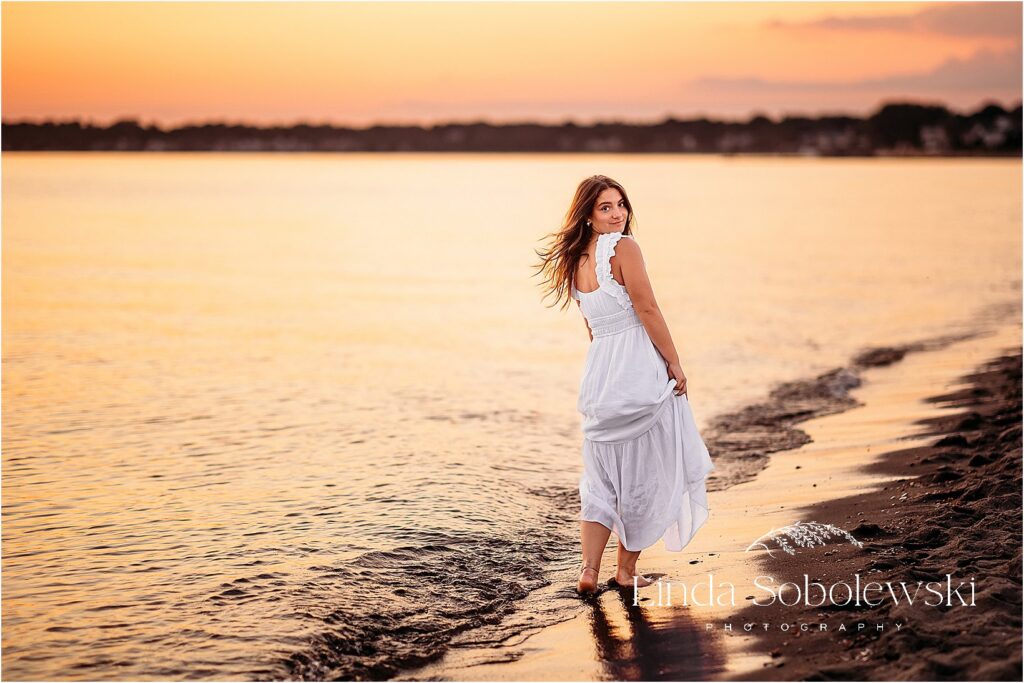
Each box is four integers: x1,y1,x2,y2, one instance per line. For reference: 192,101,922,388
2,1,1021,127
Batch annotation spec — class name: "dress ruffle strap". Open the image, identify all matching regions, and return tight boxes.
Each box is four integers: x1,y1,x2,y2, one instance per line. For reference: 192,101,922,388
595,232,633,310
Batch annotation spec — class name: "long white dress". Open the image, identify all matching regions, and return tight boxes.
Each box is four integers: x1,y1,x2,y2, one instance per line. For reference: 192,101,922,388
571,230,715,552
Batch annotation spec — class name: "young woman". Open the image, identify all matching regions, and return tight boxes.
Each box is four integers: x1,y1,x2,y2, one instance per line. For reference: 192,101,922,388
535,174,715,595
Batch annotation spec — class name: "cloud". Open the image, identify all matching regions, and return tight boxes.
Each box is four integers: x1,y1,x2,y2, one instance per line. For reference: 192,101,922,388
689,45,1022,94
766,2,1021,41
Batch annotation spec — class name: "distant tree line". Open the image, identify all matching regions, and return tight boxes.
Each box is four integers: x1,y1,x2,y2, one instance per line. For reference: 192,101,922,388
2,100,1020,156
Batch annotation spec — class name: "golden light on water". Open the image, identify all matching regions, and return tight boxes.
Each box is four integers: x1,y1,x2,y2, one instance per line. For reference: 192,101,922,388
2,151,1020,677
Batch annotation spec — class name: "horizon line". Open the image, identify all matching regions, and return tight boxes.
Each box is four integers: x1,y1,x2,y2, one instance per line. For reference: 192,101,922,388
4,97,1022,132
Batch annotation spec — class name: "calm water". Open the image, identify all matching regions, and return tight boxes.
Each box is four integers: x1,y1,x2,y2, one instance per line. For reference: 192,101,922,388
2,153,1020,679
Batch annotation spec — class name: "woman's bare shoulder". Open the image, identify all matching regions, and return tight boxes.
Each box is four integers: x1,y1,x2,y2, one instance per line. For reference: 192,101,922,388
614,234,643,258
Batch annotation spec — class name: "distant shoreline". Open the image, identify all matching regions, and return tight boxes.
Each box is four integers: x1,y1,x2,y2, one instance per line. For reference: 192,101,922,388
3,100,1020,156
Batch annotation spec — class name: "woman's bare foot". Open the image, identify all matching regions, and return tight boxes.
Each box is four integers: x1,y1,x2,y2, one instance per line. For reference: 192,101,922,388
577,565,600,594
614,565,655,587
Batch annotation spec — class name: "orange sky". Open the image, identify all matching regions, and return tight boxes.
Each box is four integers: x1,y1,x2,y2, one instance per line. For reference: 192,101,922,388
2,1,1020,127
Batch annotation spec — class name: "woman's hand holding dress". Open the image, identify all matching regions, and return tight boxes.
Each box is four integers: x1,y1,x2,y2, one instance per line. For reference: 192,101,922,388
667,361,687,396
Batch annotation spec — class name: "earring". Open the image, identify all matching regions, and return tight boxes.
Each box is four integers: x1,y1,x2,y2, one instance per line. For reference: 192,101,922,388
586,221,592,227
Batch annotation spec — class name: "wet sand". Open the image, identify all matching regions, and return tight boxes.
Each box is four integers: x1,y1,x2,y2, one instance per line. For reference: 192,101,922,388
726,348,1022,681
402,319,1021,681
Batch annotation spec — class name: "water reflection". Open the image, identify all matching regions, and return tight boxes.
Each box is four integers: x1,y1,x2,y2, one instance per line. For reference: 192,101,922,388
582,578,726,680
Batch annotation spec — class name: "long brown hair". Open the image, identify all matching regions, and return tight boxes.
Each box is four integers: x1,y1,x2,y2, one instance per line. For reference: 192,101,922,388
532,174,636,310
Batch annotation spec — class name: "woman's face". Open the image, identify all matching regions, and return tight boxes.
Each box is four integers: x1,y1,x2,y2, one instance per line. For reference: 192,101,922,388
589,188,628,233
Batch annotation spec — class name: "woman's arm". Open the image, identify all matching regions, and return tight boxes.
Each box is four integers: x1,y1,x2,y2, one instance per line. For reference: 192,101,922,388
614,238,679,365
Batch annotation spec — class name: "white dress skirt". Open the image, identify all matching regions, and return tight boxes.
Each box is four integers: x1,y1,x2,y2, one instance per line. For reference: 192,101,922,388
571,230,715,552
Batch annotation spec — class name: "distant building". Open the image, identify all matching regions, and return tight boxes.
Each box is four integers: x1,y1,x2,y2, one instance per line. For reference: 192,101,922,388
919,125,950,154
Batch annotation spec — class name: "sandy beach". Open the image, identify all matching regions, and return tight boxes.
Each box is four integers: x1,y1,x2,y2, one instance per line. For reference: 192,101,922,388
403,319,1021,681
727,347,1022,681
